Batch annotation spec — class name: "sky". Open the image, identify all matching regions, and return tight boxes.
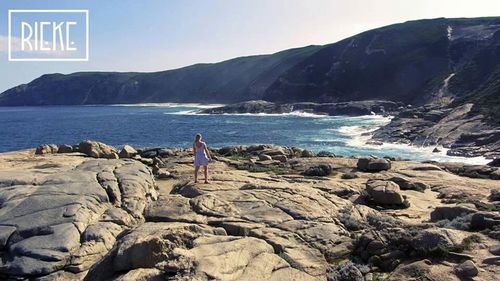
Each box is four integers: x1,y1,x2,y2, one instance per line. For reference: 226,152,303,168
0,0,499,92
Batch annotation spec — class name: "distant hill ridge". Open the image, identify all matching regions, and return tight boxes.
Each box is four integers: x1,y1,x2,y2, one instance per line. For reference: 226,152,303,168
1,17,499,121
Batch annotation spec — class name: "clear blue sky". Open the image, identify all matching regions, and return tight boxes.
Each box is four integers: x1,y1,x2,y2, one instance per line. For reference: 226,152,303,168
1,0,499,92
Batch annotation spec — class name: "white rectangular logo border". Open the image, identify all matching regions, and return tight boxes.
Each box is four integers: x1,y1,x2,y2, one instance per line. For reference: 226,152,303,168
8,9,89,62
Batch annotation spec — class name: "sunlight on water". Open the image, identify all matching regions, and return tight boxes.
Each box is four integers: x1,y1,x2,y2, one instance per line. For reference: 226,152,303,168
0,105,490,164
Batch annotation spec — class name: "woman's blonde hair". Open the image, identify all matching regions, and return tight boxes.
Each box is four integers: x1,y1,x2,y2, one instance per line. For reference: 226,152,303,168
194,133,202,142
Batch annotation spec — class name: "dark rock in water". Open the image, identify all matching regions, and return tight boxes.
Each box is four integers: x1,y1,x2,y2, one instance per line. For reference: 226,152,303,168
488,158,500,167
357,157,391,172
455,260,479,278
35,144,59,155
78,140,118,159
303,164,332,177
365,180,407,207
119,145,137,158
432,147,442,153
366,140,383,146
57,144,73,153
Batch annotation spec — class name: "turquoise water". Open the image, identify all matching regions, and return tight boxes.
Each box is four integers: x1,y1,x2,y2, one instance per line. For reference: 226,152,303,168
0,104,488,164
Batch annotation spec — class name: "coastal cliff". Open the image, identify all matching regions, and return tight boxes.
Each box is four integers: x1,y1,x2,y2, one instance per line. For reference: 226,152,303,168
0,141,499,280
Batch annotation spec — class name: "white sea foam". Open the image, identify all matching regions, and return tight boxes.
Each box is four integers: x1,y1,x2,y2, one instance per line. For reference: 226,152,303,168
167,110,329,118
336,123,489,165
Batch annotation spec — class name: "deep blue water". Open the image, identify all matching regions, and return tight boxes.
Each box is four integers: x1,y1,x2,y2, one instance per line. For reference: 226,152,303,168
0,104,488,164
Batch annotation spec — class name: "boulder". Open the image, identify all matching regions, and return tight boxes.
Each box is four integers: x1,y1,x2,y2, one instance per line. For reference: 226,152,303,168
366,140,383,146
470,211,500,230
430,204,477,222
119,145,138,158
489,245,500,255
341,172,358,179
357,158,391,172
158,148,174,157
432,147,442,153
78,140,118,159
258,154,272,161
365,180,406,207
317,151,336,157
303,164,332,177
412,228,465,253
389,176,429,192
218,146,239,156
57,144,74,153
140,149,158,158
455,260,479,277
35,144,59,155
271,155,287,162
263,147,286,156
301,149,315,157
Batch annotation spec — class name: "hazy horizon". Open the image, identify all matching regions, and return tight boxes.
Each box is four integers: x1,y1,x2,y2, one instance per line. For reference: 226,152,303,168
1,0,499,92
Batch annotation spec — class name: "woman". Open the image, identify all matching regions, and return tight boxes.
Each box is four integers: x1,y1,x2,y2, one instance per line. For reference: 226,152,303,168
193,133,212,183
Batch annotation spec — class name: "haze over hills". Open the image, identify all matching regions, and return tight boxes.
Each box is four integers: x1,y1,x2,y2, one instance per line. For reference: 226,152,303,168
1,17,499,122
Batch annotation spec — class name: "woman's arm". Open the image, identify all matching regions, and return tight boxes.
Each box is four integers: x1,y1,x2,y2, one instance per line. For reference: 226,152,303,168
204,143,212,160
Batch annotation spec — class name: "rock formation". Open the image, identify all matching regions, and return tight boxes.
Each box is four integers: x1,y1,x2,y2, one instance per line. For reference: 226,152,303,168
0,142,499,280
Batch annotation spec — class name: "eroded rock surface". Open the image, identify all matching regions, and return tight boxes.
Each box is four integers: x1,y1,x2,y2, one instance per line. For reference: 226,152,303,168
1,145,499,281
0,151,157,279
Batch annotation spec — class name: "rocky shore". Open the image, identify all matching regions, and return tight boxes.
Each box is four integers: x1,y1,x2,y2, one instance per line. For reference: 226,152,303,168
0,141,499,280
202,100,500,159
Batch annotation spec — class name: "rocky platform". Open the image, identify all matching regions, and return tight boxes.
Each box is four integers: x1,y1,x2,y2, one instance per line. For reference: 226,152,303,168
200,100,401,116
0,141,499,280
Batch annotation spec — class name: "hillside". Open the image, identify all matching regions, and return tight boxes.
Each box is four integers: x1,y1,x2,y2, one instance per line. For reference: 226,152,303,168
1,17,499,123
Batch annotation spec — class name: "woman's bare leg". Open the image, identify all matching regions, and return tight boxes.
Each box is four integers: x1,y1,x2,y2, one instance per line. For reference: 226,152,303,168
194,165,200,183
203,166,209,183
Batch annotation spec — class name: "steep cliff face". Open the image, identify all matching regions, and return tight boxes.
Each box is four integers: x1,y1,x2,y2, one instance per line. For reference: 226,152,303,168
1,17,499,123
264,18,500,108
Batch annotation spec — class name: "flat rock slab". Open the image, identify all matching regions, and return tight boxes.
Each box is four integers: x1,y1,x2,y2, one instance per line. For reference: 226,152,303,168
0,157,157,278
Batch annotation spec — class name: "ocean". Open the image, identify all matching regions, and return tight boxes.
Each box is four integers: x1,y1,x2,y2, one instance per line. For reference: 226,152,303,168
0,104,488,164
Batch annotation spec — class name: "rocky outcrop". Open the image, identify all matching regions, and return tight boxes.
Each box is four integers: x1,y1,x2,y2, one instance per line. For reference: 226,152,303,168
1,142,500,280
356,157,391,172
365,180,408,208
0,155,157,278
372,104,500,159
78,140,119,159
202,100,400,116
118,145,138,159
